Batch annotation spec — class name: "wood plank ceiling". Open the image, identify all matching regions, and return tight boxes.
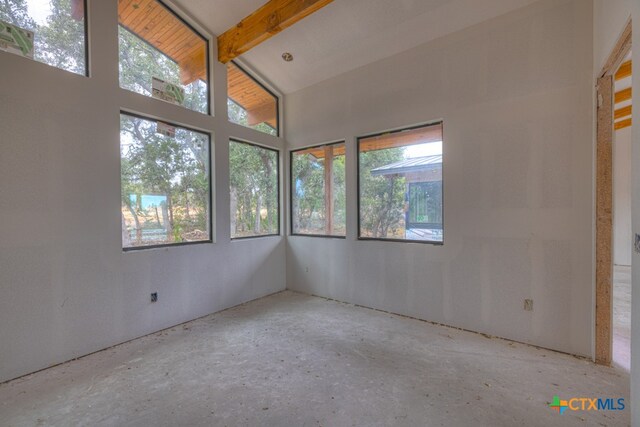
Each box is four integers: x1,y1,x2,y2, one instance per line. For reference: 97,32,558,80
118,0,207,85
298,123,443,159
614,59,632,131
227,62,278,128
118,0,278,128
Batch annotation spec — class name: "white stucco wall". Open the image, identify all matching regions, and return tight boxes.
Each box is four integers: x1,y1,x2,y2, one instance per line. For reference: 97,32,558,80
285,0,594,357
0,0,286,383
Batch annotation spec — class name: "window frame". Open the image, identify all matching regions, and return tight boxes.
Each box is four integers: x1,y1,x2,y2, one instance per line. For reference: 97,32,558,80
356,121,444,245
227,60,280,137
120,110,213,252
0,0,89,77
117,0,212,116
289,140,347,239
229,138,281,241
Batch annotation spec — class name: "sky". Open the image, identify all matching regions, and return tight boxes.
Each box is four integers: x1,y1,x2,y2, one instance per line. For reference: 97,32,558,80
26,0,51,25
404,141,442,158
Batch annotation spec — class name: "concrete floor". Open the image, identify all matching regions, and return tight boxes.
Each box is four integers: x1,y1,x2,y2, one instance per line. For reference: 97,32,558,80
0,291,630,426
613,265,631,372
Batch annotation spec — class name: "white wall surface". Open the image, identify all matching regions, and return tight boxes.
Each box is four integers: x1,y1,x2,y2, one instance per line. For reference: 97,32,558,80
631,0,639,423
0,0,286,383
614,127,632,266
593,0,632,73
285,0,594,357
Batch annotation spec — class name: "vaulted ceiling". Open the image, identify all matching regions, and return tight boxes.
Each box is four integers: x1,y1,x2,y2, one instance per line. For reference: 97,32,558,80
175,0,541,94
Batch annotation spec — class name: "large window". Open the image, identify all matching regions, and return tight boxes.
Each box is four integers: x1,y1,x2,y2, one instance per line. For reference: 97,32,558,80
358,122,443,243
118,0,209,114
291,142,346,237
227,62,279,136
0,0,87,75
229,140,279,239
120,113,211,249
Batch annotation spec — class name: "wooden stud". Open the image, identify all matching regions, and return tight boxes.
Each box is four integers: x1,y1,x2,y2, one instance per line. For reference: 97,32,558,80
615,87,632,104
217,0,334,64
615,60,632,81
324,145,334,235
595,75,614,366
600,20,632,78
615,118,632,131
614,105,632,121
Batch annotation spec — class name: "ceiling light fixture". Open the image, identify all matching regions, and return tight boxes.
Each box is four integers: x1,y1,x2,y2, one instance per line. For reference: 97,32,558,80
282,52,294,62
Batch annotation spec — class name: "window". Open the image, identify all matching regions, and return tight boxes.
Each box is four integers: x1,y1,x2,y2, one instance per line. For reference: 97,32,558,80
358,122,443,243
120,113,211,249
118,0,209,114
227,62,279,136
0,0,87,75
229,140,279,238
291,142,346,237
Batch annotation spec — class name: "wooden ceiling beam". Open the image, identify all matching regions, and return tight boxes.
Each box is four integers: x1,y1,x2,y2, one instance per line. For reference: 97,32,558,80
217,0,334,64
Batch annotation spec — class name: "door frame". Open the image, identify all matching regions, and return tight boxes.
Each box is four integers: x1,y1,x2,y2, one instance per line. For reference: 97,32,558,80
595,19,632,365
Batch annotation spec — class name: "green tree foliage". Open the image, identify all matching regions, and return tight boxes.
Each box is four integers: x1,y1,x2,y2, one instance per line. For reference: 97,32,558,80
118,26,208,114
229,141,278,237
359,148,406,238
121,115,209,246
0,0,36,28
115,25,210,246
227,98,277,136
291,151,345,235
1,0,85,74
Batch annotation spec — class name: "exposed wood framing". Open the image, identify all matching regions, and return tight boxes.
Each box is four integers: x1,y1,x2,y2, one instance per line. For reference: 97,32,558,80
615,88,632,104
594,18,632,366
324,145,334,234
614,105,632,120
599,20,632,78
595,75,614,366
614,118,632,131
615,60,632,81
217,0,334,63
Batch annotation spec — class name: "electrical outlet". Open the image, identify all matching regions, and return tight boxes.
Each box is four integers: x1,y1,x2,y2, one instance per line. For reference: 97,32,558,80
524,299,533,311
151,292,158,303
305,266,309,273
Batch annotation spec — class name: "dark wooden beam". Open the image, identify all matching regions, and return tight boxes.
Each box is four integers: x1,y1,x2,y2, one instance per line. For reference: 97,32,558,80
217,0,334,64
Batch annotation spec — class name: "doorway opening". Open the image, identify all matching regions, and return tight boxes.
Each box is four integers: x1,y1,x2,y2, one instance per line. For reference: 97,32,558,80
595,19,632,367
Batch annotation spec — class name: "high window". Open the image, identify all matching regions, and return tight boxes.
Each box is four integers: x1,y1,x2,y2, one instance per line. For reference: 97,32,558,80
229,140,279,238
227,62,279,136
358,122,443,243
120,113,211,249
118,0,209,114
0,0,87,75
291,142,346,237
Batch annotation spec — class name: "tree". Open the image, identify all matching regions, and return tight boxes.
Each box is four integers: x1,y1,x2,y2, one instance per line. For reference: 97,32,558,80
229,141,278,237
359,148,405,238
0,0,36,29
36,0,85,74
